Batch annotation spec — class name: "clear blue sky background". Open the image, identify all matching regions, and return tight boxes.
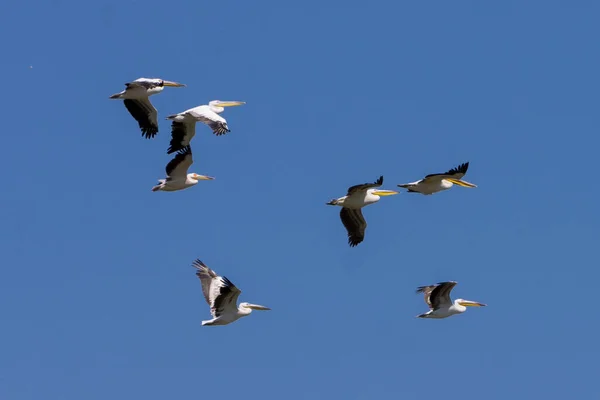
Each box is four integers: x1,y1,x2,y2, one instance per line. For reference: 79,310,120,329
1,0,599,399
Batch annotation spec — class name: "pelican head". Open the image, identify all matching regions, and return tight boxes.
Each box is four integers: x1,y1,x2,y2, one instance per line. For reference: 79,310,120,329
456,299,486,307
445,178,477,188
240,302,271,311
370,189,399,197
161,80,186,87
190,173,215,181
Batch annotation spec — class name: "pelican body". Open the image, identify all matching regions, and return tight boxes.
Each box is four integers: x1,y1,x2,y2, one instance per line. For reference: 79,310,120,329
166,100,245,154
152,146,214,192
192,259,270,326
398,162,476,195
327,176,398,247
109,77,185,139
416,281,486,319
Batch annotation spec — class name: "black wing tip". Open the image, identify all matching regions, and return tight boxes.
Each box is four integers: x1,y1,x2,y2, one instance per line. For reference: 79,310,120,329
167,144,191,157
456,162,469,173
141,128,158,139
415,286,429,294
177,145,192,155
192,259,206,270
221,276,234,286
214,128,231,136
375,175,383,185
348,237,363,247
448,162,469,175
166,143,186,154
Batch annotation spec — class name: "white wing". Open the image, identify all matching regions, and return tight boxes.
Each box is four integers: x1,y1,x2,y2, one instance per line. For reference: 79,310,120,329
187,106,231,136
192,259,241,318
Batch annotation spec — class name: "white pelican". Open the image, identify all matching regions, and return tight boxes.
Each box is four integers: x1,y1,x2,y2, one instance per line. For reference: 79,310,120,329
166,100,245,154
416,281,486,319
327,176,398,247
109,77,186,139
397,162,477,195
192,259,271,326
151,146,214,192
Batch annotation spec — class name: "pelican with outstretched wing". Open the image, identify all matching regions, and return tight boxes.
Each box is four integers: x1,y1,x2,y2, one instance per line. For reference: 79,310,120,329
416,281,486,319
109,77,185,139
166,100,245,154
398,162,476,195
327,176,398,247
192,259,271,326
151,146,214,192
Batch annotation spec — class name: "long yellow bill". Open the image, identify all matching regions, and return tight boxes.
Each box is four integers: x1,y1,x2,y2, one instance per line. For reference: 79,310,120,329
193,175,215,181
459,300,486,307
372,190,399,196
163,80,186,87
247,303,271,310
445,178,477,188
218,101,246,107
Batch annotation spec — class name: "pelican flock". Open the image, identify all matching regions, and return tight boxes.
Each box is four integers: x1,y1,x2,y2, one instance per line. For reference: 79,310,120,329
109,75,486,328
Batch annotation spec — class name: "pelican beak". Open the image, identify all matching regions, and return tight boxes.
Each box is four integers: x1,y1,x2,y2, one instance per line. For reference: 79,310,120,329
193,175,215,181
458,300,486,307
445,178,477,188
371,190,399,196
247,304,271,311
217,101,246,107
163,80,186,87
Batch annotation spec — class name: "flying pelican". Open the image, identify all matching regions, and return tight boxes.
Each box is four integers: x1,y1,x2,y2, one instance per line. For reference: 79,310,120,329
166,100,245,154
416,281,486,319
397,162,476,195
151,146,214,192
192,259,271,326
327,176,398,247
109,77,186,139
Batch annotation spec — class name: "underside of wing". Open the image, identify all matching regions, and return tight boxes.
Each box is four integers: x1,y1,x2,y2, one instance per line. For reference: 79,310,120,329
210,276,242,318
415,285,436,309
191,259,242,318
168,120,197,154
192,259,219,306
165,146,193,178
340,207,367,247
429,281,458,309
123,98,158,139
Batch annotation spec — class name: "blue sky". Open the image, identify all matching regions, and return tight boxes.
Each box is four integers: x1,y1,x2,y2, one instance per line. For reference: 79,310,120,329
1,0,599,398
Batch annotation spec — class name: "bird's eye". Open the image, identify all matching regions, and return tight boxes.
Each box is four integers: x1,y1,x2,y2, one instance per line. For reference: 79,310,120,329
159,80,164,86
